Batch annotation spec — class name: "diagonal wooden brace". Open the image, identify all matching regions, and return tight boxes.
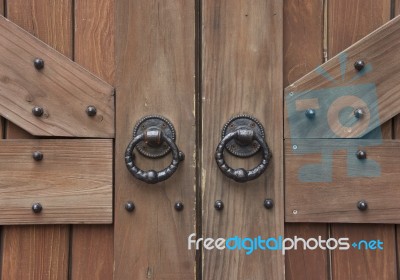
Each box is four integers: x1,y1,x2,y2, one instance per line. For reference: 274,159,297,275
0,16,114,137
284,15,400,139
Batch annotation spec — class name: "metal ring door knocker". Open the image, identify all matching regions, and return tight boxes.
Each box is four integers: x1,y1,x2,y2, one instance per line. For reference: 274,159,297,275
125,115,185,184
215,115,271,182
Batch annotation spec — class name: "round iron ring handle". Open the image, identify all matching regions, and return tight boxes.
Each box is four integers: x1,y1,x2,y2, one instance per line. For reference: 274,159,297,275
125,131,184,184
215,129,271,183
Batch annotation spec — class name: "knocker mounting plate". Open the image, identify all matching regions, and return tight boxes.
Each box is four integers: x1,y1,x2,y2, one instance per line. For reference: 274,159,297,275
133,115,176,158
222,115,265,158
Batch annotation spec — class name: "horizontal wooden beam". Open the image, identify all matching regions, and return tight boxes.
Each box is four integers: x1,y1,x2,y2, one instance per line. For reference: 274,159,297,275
0,139,112,224
285,139,400,223
284,15,400,139
0,16,114,137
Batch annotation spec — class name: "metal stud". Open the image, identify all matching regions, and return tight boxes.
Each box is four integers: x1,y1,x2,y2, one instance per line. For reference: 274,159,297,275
125,201,135,212
354,60,365,71
32,151,43,161
174,201,184,211
305,109,316,119
32,203,43,213
214,200,224,211
357,200,368,211
32,106,44,117
86,106,97,117
356,150,367,160
354,108,364,119
34,58,45,70
264,199,274,209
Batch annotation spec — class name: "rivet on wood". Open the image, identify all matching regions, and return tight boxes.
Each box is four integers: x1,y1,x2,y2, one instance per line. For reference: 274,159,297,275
214,200,224,211
33,58,45,70
174,201,184,211
32,106,44,117
264,199,274,209
356,150,367,160
305,109,316,119
32,151,43,161
86,105,97,117
32,203,43,213
354,60,365,71
357,200,368,211
354,108,364,119
125,201,135,212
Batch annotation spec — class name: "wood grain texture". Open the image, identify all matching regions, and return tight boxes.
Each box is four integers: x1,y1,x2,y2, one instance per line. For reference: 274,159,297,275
1,225,69,279
283,1,329,279
115,1,196,279
331,224,397,280
71,226,113,280
0,15,114,137
202,0,283,279
284,15,400,139
284,0,324,86
326,3,397,279
3,2,73,279
286,139,400,223
328,0,391,58
71,1,115,279
285,224,329,280
0,139,112,224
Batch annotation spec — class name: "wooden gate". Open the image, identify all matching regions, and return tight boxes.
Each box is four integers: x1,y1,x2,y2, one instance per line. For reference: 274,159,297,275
0,0,400,279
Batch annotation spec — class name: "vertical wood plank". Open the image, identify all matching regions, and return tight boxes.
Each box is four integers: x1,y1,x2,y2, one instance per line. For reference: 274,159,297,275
71,226,113,280
2,1,72,279
283,2,329,279
71,1,114,279
115,1,196,279
394,5,400,276
328,1,397,279
1,226,69,279
202,0,283,279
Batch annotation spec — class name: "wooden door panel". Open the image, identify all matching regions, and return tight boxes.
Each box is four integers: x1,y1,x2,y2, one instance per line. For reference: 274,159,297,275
115,0,196,279
71,0,115,279
286,139,400,223
201,0,284,279
283,1,330,279
0,139,112,224
2,1,73,278
327,1,397,280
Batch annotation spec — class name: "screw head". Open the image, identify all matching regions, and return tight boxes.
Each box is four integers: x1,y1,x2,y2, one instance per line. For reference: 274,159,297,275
125,201,135,212
32,151,43,161
356,150,367,160
214,200,224,211
354,108,364,119
32,203,42,213
264,199,274,209
33,58,45,70
357,200,368,211
174,201,184,211
178,151,185,161
86,106,97,117
32,106,44,117
354,60,365,71
305,109,316,119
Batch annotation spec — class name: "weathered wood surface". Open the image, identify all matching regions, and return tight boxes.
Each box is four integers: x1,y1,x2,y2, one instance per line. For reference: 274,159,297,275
284,15,400,139
2,2,73,278
326,2,397,280
0,15,114,137
202,0,284,279
1,225,70,279
285,139,400,223
283,1,330,279
115,0,196,279
0,139,112,224
71,1,115,279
